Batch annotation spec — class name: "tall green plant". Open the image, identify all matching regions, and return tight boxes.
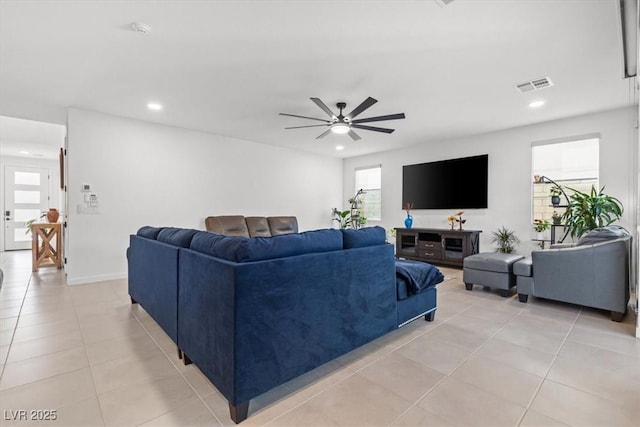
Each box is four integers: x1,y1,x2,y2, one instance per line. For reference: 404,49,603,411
562,185,623,238
490,226,520,253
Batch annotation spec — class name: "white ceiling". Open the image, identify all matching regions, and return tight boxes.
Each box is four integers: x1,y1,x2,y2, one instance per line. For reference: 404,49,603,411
0,0,635,159
0,116,65,160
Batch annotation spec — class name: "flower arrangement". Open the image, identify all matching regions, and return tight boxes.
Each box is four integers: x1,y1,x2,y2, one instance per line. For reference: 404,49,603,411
454,210,466,230
447,215,456,230
403,202,413,216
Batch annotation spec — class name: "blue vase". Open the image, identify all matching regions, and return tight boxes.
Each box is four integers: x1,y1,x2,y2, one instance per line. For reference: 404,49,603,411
404,214,413,229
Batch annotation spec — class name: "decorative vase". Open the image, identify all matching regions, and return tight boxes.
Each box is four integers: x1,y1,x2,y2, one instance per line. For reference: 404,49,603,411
46,208,59,223
450,223,455,231
404,214,413,229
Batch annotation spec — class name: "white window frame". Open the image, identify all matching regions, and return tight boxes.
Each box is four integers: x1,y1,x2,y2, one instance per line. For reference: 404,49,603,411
355,165,382,222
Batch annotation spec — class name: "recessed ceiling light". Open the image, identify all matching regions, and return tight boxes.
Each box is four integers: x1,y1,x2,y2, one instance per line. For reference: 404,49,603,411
131,22,151,34
19,150,29,154
335,145,345,151
147,102,163,111
529,100,545,108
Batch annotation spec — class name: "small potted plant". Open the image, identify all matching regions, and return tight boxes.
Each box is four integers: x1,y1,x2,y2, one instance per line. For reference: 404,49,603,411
490,226,520,254
550,185,562,206
551,211,562,225
533,219,550,240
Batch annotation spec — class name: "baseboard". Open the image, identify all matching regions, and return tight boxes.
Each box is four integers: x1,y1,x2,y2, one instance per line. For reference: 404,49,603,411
66,272,127,286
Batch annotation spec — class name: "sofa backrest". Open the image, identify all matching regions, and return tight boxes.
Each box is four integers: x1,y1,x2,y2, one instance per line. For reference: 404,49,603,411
190,228,342,262
137,226,163,240
341,226,386,249
268,216,298,235
246,217,271,237
157,227,199,248
204,215,298,237
205,216,250,237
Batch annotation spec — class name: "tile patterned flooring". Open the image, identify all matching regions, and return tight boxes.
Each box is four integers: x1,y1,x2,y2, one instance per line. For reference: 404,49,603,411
0,250,638,426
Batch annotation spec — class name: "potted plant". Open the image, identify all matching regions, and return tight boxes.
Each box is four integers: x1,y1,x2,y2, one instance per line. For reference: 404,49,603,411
533,219,550,240
562,185,623,238
551,211,562,225
550,185,562,206
333,190,368,230
490,226,520,253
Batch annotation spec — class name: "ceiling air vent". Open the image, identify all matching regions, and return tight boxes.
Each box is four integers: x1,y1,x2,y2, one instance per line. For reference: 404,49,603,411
515,77,553,93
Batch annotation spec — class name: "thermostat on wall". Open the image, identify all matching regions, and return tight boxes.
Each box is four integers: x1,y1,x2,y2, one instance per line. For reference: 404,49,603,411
82,184,91,192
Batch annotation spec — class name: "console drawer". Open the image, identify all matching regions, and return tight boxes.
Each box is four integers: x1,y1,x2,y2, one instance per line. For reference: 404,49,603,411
418,241,442,250
419,248,442,260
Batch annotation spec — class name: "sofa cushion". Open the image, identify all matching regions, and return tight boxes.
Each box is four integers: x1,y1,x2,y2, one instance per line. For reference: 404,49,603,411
190,232,249,261
190,229,343,262
576,226,630,246
157,227,199,248
267,216,298,235
246,217,271,238
342,226,386,249
137,226,163,240
204,216,250,237
463,253,524,273
513,258,533,277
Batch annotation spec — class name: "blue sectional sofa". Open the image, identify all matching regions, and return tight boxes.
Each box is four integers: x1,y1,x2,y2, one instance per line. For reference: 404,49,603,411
128,225,439,423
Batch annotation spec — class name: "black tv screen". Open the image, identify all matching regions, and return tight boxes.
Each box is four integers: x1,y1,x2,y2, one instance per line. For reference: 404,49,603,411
402,154,488,209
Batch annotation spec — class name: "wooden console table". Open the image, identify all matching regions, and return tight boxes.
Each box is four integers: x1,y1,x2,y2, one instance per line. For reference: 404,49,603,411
31,222,63,271
395,228,482,268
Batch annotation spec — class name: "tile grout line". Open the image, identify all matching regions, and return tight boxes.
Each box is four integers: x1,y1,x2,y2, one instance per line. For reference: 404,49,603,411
514,307,582,427
69,275,109,427
129,306,226,427
0,272,33,383
385,296,530,427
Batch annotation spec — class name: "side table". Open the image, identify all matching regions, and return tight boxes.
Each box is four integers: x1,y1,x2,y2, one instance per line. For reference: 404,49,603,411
32,222,63,271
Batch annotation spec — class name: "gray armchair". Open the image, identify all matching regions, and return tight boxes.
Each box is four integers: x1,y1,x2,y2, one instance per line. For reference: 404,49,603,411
515,227,631,321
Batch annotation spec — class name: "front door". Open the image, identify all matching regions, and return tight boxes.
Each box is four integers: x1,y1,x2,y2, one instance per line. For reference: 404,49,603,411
3,165,49,250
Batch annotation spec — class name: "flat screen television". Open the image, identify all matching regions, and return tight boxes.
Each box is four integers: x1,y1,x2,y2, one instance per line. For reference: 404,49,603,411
402,154,488,209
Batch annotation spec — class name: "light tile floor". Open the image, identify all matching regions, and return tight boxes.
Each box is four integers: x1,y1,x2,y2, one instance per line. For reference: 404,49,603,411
0,250,638,426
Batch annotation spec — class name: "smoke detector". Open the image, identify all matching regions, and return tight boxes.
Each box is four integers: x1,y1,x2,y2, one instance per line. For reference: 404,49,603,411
515,77,553,93
131,22,151,34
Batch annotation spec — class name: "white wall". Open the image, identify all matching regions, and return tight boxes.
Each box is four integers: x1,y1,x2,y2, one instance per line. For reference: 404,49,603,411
343,106,638,257
66,108,343,285
0,155,63,252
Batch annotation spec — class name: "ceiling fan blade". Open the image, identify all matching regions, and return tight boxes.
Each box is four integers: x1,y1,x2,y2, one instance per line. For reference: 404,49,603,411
351,113,405,124
279,113,330,123
346,97,377,120
348,130,361,141
310,98,336,119
316,128,333,139
285,124,330,129
351,124,395,134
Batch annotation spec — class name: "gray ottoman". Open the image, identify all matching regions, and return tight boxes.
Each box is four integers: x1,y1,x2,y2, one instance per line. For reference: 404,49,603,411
463,253,524,297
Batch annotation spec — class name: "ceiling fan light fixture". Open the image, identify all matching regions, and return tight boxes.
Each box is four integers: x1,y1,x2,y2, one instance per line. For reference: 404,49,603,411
331,123,350,134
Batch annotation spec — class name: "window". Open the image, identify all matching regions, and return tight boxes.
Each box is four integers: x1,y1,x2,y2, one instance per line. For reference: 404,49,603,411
532,136,599,223
355,165,382,221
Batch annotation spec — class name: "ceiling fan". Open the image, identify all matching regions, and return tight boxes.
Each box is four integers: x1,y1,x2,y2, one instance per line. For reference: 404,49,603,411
279,97,405,141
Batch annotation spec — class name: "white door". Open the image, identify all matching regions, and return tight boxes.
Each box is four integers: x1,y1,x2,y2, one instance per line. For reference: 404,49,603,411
4,166,49,250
